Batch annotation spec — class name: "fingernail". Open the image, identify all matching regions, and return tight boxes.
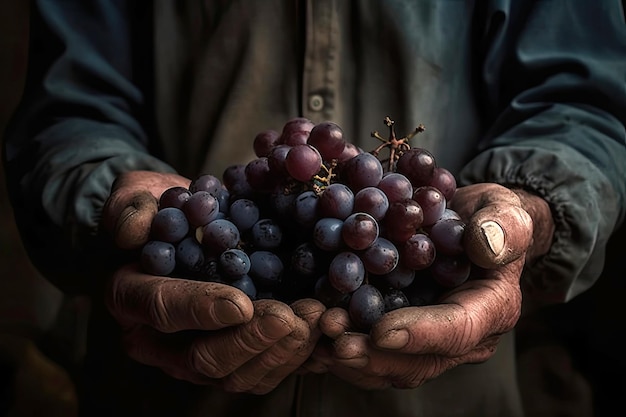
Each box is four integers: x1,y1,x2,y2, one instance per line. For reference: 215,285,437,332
335,355,369,369
259,314,292,339
479,221,505,256
213,298,246,325
376,329,409,350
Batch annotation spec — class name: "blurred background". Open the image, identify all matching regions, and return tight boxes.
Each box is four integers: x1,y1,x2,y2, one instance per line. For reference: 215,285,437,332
0,1,624,417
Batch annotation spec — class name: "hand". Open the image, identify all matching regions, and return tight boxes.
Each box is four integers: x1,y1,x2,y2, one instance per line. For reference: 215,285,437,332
101,170,327,394
310,183,553,390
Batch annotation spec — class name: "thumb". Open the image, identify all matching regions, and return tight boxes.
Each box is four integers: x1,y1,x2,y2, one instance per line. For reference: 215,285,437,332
104,190,159,250
463,203,533,269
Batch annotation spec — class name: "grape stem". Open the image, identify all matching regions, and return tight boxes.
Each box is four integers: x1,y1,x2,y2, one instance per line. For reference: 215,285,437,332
370,116,426,172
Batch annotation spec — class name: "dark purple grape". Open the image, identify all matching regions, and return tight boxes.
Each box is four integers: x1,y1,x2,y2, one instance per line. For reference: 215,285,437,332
293,190,320,227
307,121,346,160
382,288,410,312
283,130,310,147
396,147,436,187
175,236,204,274
412,185,446,226
228,198,260,232
382,199,424,244
222,164,253,199
400,233,436,270
430,167,457,202
341,212,379,251
314,275,351,308
291,242,322,277
150,207,190,243
267,144,292,176
285,144,323,182
360,237,399,275
318,183,354,220
219,248,251,278
280,117,315,142
250,218,283,250
313,217,345,252
337,142,362,163
430,254,472,288
249,250,284,287
382,263,415,289
328,252,366,294
230,274,258,299
377,172,413,204
348,284,385,331
429,218,466,256
140,240,176,276
200,218,241,253
182,190,220,227
353,186,389,221
189,174,222,195
253,129,280,157
245,157,275,191
341,152,384,192
159,186,191,210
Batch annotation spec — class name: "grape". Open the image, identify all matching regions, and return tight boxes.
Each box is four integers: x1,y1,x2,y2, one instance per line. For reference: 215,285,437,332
318,183,354,220
230,274,258,300
141,241,176,276
429,218,466,256
412,185,446,226
183,190,220,227
341,212,378,250
353,186,389,221
219,248,251,278
328,252,365,293
253,129,280,157
342,152,384,192
228,198,260,232
431,166,457,201
400,233,436,270
249,250,284,287
150,207,190,243
134,116,475,332
175,236,204,274
307,121,346,160
285,144,323,182
159,186,192,209
377,172,413,204
250,218,283,250
396,147,436,186
361,237,399,275
312,217,344,252
189,174,222,195
348,284,385,331
200,218,241,254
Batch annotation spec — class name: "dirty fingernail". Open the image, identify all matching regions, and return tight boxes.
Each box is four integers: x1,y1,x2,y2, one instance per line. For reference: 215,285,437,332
479,221,505,256
259,314,292,339
376,329,410,350
213,298,246,325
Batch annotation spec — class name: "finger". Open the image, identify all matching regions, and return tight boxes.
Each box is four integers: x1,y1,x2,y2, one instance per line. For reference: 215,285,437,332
463,204,533,269
107,191,159,250
369,267,522,355
223,299,325,394
190,299,299,379
319,306,352,338
106,264,254,332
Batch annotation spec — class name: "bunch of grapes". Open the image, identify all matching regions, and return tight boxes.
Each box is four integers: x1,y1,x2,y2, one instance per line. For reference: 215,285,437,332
139,116,472,331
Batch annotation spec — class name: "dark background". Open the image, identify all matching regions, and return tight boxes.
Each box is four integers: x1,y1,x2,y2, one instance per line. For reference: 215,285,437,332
0,1,624,417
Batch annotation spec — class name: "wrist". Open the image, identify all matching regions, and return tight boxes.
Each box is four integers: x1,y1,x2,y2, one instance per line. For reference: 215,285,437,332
511,188,554,264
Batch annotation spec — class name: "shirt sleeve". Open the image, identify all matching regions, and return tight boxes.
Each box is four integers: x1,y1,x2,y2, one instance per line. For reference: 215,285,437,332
459,0,626,306
2,0,176,294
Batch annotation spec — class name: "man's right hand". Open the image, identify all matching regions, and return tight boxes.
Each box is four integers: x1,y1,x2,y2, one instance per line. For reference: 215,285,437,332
101,170,326,394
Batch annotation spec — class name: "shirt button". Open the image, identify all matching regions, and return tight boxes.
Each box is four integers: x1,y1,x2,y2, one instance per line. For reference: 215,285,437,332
308,94,325,111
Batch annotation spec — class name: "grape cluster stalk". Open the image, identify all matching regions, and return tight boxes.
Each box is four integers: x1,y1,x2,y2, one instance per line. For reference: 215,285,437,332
138,117,471,331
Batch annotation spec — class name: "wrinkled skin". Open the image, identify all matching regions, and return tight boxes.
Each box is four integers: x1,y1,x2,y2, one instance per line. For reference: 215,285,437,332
102,171,325,394
305,183,554,390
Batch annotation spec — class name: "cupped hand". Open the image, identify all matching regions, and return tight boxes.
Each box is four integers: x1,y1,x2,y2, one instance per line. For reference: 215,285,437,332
105,265,325,394
310,183,552,390
101,170,327,394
